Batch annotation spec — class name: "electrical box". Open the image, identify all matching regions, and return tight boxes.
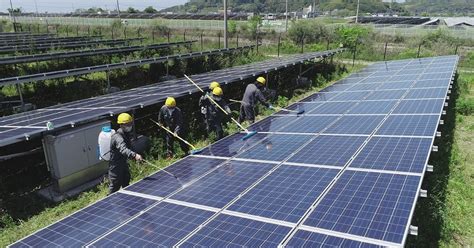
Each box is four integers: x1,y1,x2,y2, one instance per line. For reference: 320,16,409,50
42,120,109,193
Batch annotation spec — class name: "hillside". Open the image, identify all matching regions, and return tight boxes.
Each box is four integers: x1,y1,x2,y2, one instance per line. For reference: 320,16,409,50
405,0,474,15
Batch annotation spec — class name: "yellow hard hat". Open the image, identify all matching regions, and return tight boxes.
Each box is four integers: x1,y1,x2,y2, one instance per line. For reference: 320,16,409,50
212,87,223,96
117,113,133,124
256,77,266,85
165,97,176,107
210,81,220,90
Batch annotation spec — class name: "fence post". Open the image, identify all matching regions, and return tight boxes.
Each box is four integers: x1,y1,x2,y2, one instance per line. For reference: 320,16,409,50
454,45,459,55
417,43,421,58
236,33,239,47
277,33,281,58
167,31,170,42
218,32,221,49
124,27,127,39
137,27,141,38
200,32,203,50
111,27,114,40
76,25,79,36
256,31,259,53
383,42,388,61
300,33,305,53
152,27,155,42
88,26,90,36
326,37,330,50
352,43,357,67
183,29,186,41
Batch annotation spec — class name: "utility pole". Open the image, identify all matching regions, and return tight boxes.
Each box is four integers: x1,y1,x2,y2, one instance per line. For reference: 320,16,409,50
285,0,288,32
355,0,360,23
116,0,121,21
224,0,228,48
9,0,17,32
34,0,39,17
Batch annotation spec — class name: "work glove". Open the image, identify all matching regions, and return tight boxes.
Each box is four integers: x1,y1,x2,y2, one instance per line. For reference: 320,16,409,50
201,106,207,115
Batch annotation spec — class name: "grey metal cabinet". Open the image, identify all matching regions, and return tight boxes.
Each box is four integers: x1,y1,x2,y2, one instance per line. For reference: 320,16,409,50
43,120,109,192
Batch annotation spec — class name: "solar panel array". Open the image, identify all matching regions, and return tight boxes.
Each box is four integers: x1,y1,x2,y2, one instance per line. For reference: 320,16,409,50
0,41,195,65
0,49,340,147
10,54,456,247
0,38,143,53
0,45,252,86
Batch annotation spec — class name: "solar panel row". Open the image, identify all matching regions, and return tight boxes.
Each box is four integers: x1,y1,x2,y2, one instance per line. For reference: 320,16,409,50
0,44,251,86
9,55,456,247
0,36,101,47
0,41,195,65
0,38,143,53
0,49,340,147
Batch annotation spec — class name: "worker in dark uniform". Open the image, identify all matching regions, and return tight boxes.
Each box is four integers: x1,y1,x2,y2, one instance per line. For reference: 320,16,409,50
199,81,220,138
158,97,189,158
201,87,231,139
238,76,272,124
109,113,143,194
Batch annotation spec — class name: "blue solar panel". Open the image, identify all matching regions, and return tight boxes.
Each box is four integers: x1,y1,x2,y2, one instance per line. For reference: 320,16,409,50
275,102,322,115
364,90,406,100
11,193,155,247
248,116,294,132
377,115,440,136
386,75,415,82
228,165,339,222
288,135,366,166
414,79,451,88
182,214,291,247
125,157,223,197
347,83,379,91
377,81,414,90
92,202,214,247
170,160,275,208
419,72,453,80
300,92,337,102
308,102,354,114
200,133,269,158
405,88,448,99
304,171,420,244
324,115,384,135
278,116,338,134
348,100,397,114
320,83,356,92
287,230,382,247
237,134,312,162
350,136,432,173
329,91,369,101
393,99,444,114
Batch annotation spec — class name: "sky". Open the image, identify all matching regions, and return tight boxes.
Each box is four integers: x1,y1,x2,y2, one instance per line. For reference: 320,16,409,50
1,0,188,13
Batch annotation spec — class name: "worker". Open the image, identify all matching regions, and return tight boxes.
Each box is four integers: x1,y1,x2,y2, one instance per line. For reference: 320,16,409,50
199,81,220,137
109,113,143,194
238,76,272,124
158,97,189,158
201,87,231,139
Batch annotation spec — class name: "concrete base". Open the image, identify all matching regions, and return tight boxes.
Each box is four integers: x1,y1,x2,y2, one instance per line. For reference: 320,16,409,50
37,175,106,202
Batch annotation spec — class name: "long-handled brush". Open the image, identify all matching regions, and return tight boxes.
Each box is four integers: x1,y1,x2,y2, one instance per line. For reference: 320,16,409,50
149,119,204,155
229,99,305,115
184,74,257,140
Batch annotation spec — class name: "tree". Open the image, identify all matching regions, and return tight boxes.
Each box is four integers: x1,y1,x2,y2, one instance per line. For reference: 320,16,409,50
7,8,22,14
144,6,158,13
228,20,238,36
127,7,139,13
335,25,370,52
247,15,262,39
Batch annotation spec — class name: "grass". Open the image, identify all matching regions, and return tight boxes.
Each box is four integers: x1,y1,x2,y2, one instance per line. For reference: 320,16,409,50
0,60,362,247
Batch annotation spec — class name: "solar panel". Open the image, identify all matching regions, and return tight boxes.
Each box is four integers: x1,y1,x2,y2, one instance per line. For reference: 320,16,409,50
228,165,339,222
0,41,195,65
288,135,366,166
125,156,223,197
181,214,291,247
199,133,269,158
327,91,369,101
348,100,397,114
286,230,382,247
10,193,155,247
9,55,458,247
405,87,448,99
364,90,406,100
278,116,339,134
303,171,420,244
307,101,354,114
350,136,433,173
90,202,214,247
169,160,275,208
376,114,440,136
393,99,445,114
324,115,385,135
236,134,312,162
377,81,414,90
